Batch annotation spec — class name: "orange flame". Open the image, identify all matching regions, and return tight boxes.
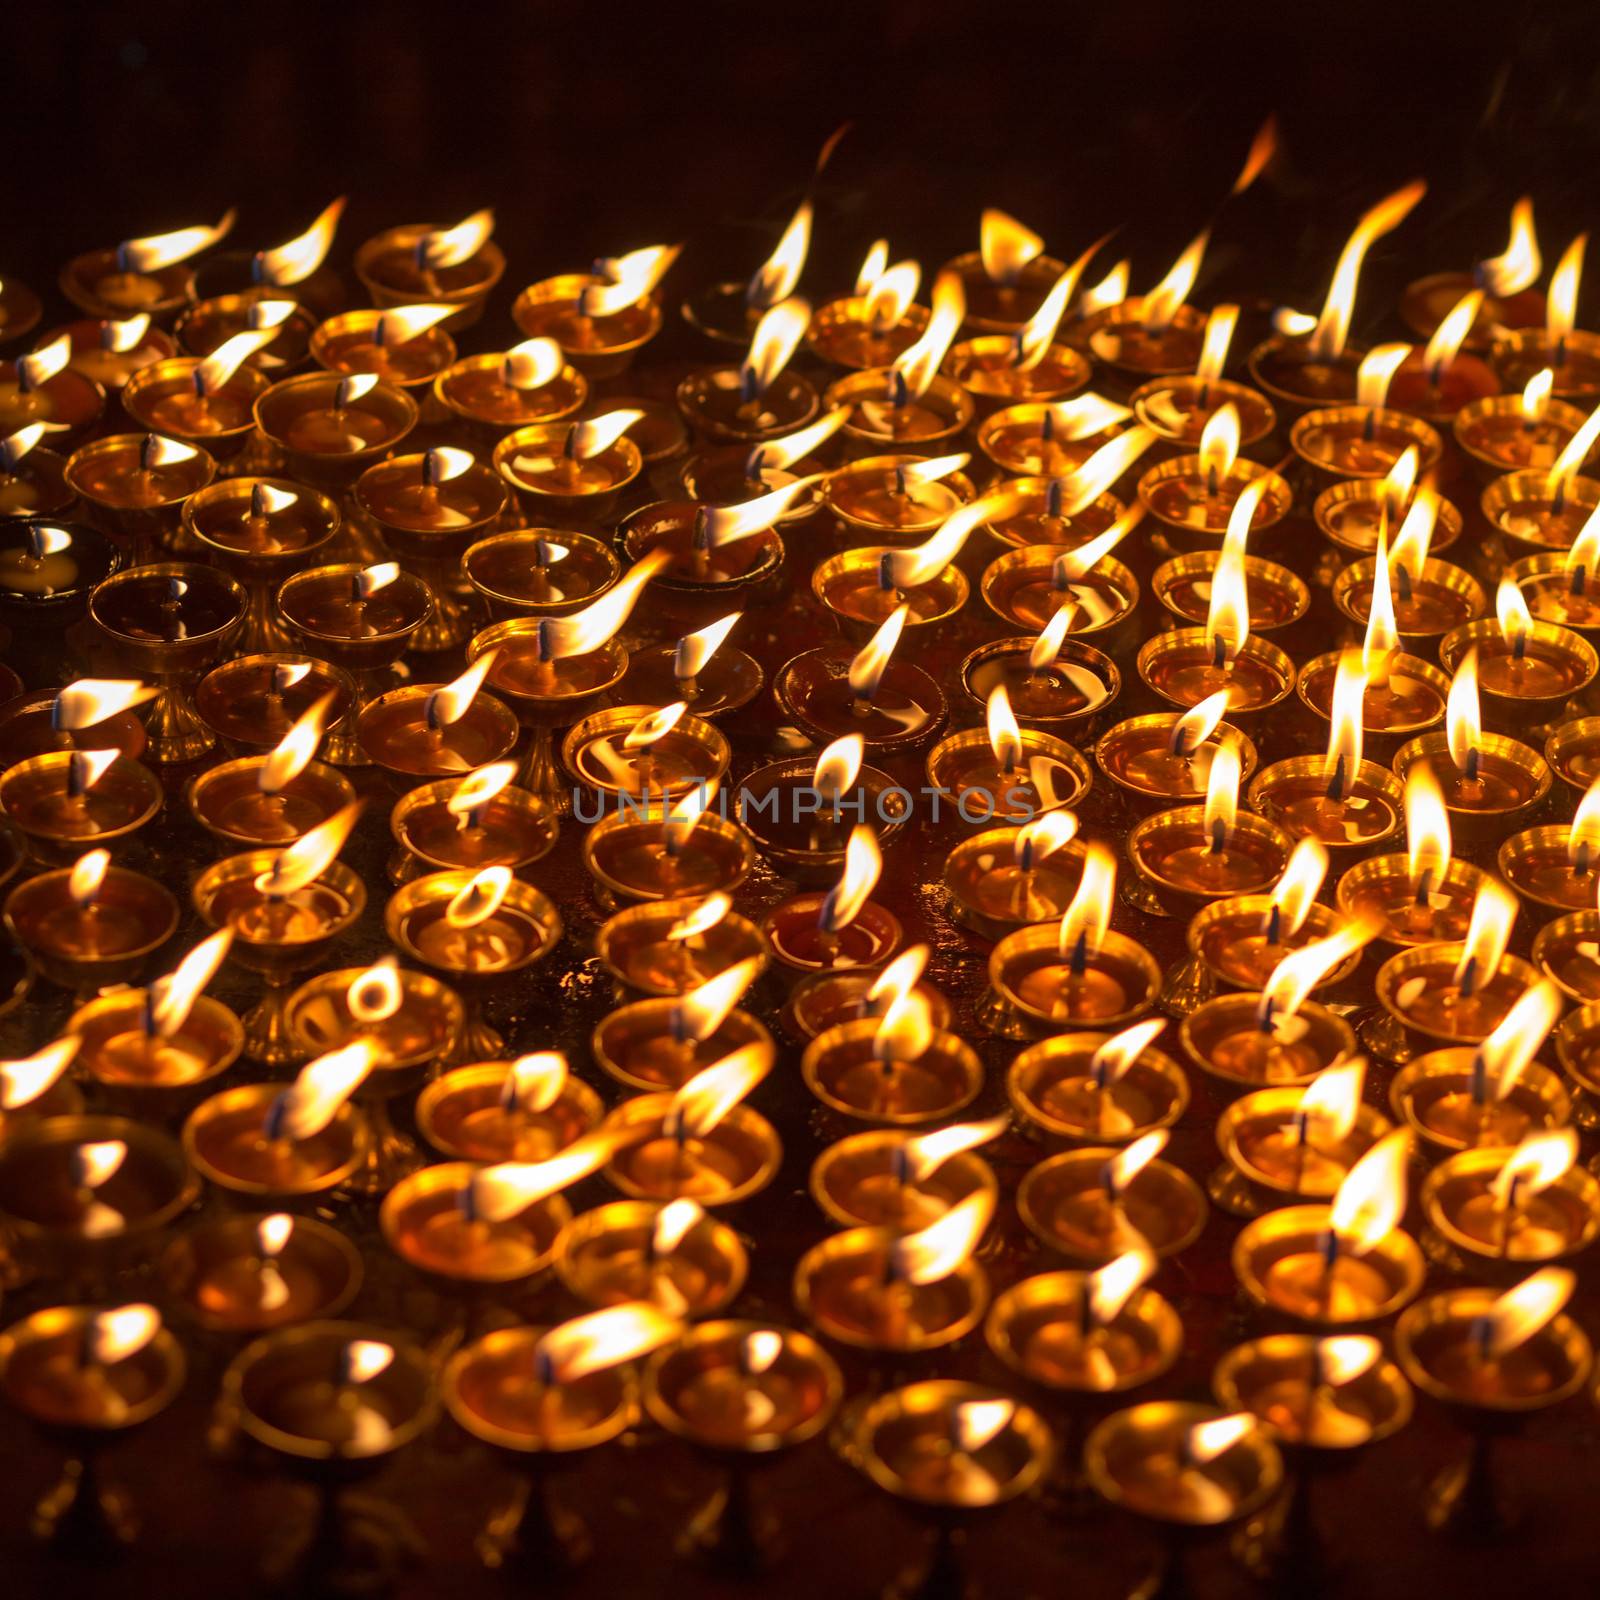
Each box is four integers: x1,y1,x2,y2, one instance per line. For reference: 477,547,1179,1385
1267,838,1330,939
1143,228,1210,335
102,313,152,354
117,209,236,273
1056,425,1155,514
1296,1056,1368,1144
346,957,403,1025
1404,765,1452,889
1206,480,1262,664
425,652,497,731
1491,1129,1578,1207
148,927,233,1037
447,762,517,826
898,1114,1008,1186
73,1139,126,1188
356,561,399,599
893,270,965,400
1452,879,1517,988
1552,400,1600,484
1522,369,1555,426
675,955,763,1041
1080,260,1130,317
0,423,65,471
468,1128,636,1220
1329,1128,1410,1254
445,865,513,929
190,327,281,395
871,991,936,1065
1483,1267,1575,1356
255,197,345,286
622,702,687,754
652,1197,704,1256
1475,980,1561,1101
1566,501,1600,585
1045,393,1135,446
1479,197,1541,299
1169,689,1231,756
583,242,681,317
675,613,741,682
1570,776,1600,868
534,548,670,660
879,487,1028,591
889,1188,995,1284
1259,921,1376,1022
742,298,811,396
501,1052,568,1114
339,1339,394,1385
258,690,336,795
501,336,565,391
266,1039,380,1141
696,473,823,550
1232,115,1280,194
980,209,1044,284
535,1302,684,1384
1390,488,1438,578
69,849,109,906
1198,403,1241,483
1057,841,1116,962
669,893,731,942
1050,508,1141,584
414,208,494,271
1496,577,1534,655
863,260,922,332
1445,649,1482,776
257,1214,293,1258
1423,292,1484,383
1547,234,1587,347
1317,1335,1381,1386
1081,1250,1153,1329
1029,606,1072,671
0,1037,80,1111
814,733,865,800
986,684,1024,772
1013,234,1111,368
953,1398,1015,1453
747,405,851,478
1325,649,1369,784
1356,343,1412,410
1307,181,1427,360
1196,304,1239,389
68,749,120,797
1186,1412,1259,1465
251,801,361,897
848,605,907,702
865,945,931,1013
371,304,456,346
666,1039,773,1138
819,826,882,933
747,200,812,308
855,240,890,296
87,1304,160,1366
1203,734,1243,845
1105,1130,1167,1194
16,335,71,390
1090,1018,1167,1085
663,785,711,855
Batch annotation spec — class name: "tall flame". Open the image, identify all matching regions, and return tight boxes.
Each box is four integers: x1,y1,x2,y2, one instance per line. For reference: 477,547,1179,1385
1479,197,1541,299
1203,734,1243,847
148,927,233,1037
1057,425,1156,514
256,198,346,286
1569,776,1600,869
1490,1129,1578,1207
1445,648,1482,776
1307,181,1427,360
1475,980,1561,1101
675,956,763,1042
1080,260,1130,317
665,1040,773,1138
258,690,336,795
1524,369,1555,426
1325,649,1369,787
1451,879,1517,988
1423,292,1484,384
676,613,741,682
1198,403,1241,483
1013,234,1110,369
1356,343,1412,410
741,298,811,397
117,210,236,273
818,826,882,933
848,605,908,702
888,1188,994,1284
1057,841,1116,963
980,210,1044,285
251,801,361,896
1405,764,1451,889
1105,1130,1167,1194
265,1039,381,1141
1090,1018,1166,1085
1012,809,1079,872
893,271,965,400
1328,1129,1410,1254
1267,838,1330,939
813,733,864,799
652,1197,704,1256
747,200,812,308
1259,921,1376,1023
533,548,670,659
1547,235,1587,348
1169,690,1230,756
872,991,936,1066
69,849,109,906
863,260,921,332
1296,1056,1368,1145
866,945,931,1014
986,685,1024,772
1481,1267,1574,1357
1390,488,1438,577
1142,229,1210,336
1196,304,1239,390
1206,479,1263,665
1231,115,1280,194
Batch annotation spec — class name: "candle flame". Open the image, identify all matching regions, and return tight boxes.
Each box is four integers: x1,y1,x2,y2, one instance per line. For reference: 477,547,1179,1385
266,1040,380,1141
191,327,280,395
1089,1247,1156,1325
953,1398,1015,1454
898,1114,1008,1186
866,945,931,1013
255,197,345,286
561,410,640,462
1326,649,1369,782
535,1303,683,1384
1547,234,1587,347
68,749,121,797
372,304,456,346
426,652,497,732
410,208,493,271
258,690,336,795
148,927,233,1037
819,826,882,933
501,1052,568,1114
1267,839,1330,939
250,801,361,897
1317,1335,1381,1386
1105,1130,1167,1195
666,1039,773,1138
1012,809,1078,871
863,260,921,332
1143,229,1209,336
676,955,763,1042
742,1328,783,1376
1491,1129,1578,1207
346,957,403,1024
742,298,810,396
1495,577,1534,655
1445,648,1482,776
676,613,741,682
1482,1267,1575,1357
872,991,935,1065
1390,488,1438,578
87,1304,160,1366
893,271,965,400
986,684,1024,771
1475,980,1562,1102
1206,483,1262,665
1566,502,1600,585
468,1128,635,1220
1522,369,1554,425
1232,114,1280,193
747,406,850,479
1045,392,1137,447
1057,841,1116,963
1203,734,1243,845
622,702,687,754
69,849,109,906
1423,292,1484,380
0,423,62,471
1013,234,1111,369
651,1197,704,1256
17,334,71,390
1258,920,1376,1023
1329,1128,1411,1255
338,374,381,407
696,474,823,550
1169,689,1230,756
1479,197,1542,298
73,1138,126,1189
339,1339,394,1386
1080,260,1130,317
356,561,399,598
1552,400,1600,485
1306,181,1427,360
668,893,730,942
1355,343,1412,410
855,241,890,296
1198,403,1241,481
1405,765,1452,888
445,865,513,929
1297,1056,1368,1144
1186,1413,1259,1465
1090,1018,1166,1085
663,784,710,853
117,209,236,273
980,209,1044,285
580,242,681,317
879,487,1027,591
848,605,907,702
0,1037,79,1110
889,1188,994,1284
102,313,152,354
535,548,670,660
1055,424,1156,514
257,1213,293,1258
500,336,564,391
1570,777,1600,869
1196,304,1239,389
141,434,200,469
246,300,297,334
813,733,864,799
446,761,517,825
748,200,812,308
1452,878,1517,988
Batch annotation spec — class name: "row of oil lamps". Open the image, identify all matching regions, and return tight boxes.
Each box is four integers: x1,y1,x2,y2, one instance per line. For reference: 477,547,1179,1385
2,157,1600,1597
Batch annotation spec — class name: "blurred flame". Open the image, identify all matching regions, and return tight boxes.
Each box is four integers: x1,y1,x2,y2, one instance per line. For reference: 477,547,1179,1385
1566,502,1600,583
676,613,741,682
1014,234,1110,368
819,826,882,933
445,865,513,928
1143,228,1210,336
747,405,850,477
668,893,731,942
1523,369,1555,425
1232,115,1280,194
1028,605,1072,671
1207,481,1261,664
1046,393,1135,446
1329,1129,1410,1254
68,749,120,796
501,336,565,391
652,1196,704,1256
748,200,812,308
1318,1335,1381,1386
148,927,233,1037
245,300,297,334
1356,343,1411,410
1089,1247,1156,1324
889,1188,994,1284
1405,765,1452,888
1552,400,1600,483
872,990,936,1065
742,1329,783,1375
848,605,907,701
346,957,403,1024
566,409,644,461
742,298,810,396
251,801,361,897
894,271,965,400
1105,1130,1167,1194
622,702,686,752
863,260,921,332
1390,488,1438,576
141,434,200,469
337,374,381,407
1080,260,1130,317
258,690,336,794
676,955,762,1041
1547,234,1587,347
0,1037,79,1110
1482,1268,1575,1357
73,1138,125,1188
1090,1018,1166,1085
1325,649,1369,783
1308,181,1427,360
191,327,280,394
1259,920,1375,1022
535,1303,683,1384
117,210,236,273
1475,980,1562,1101
1364,537,1400,671
1056,424,1154,514
502,1051,568,1114
1169,689,1230,755
265,1040,380,1141
0,423,62,471
980,209,1044,285
582,242,681,317
1297,1056,1368,1144
339,1339,394,1385
257,1214,293,1257
17,335,71,390
1453,878,1517,988
1423,292,1484,381
813,733,864,799
1203,734,1243,844
855,240,890,296
415,209,494,271
666,1039,773,1138
1198,403,1240,482
1057,841,1116,962
468,1128,635,1220
1186,1412,1258,1465
866,945,931,1012
1446,649,1482,775
102,313,152,354
69,849,109,905
534,548,670,660
447,761,517,825
898,1114,1007,1185
1496,576,1534,652
954,1398,1014,1453
879,487,1027,590
1570,776,1600,867
372,304,456,346
356,561,399,598
986,684,1024,771
1268,838,1330,939
256,198,345,286
1196,304,1239,389
87,1304,160,1366
696,474,823,549
1491,1129,1578,1207
1479,198,1542,298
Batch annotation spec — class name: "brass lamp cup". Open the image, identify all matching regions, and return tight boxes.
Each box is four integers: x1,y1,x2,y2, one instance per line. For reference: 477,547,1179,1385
1439,617,1599,721
1233,1205,1426,1328
390,776,557,881
160,1212,362,1333
311,309,457,392
121,355,271,457
761,894,904,974
1546,715,1600,799
1389,1052,1570,1159
775,644,948,756
805,296,930,372
784,970,953,1042
69,990,244,1110
1214,1090,1393,1213
1006,1032,1190,1148
253,373,419,490
1334,853,1488,949
1555,999,1600,1126
354,224,505,329
561,704,730,808
1186,896,1361,994
957,636,1121,739
978,543,1141,644
463,528,619,620
1127,810,1295,917
1390,732,1552,844
583,803,753,910
987,925,1163,1036
1246,336,1364,414
811,547,968,643
182,1083,369,1203
1288,403,1444,482
492,422,642,523
679,367,820,450
1129,375,1277,450
735,756,912,880
0,1114,196,1285
1135,456,1294,553
88,561,246,763
943,831,1089,943
1136,630,1296,718
822,368,971,456
1533,910,1600,1003
1453,391,1592,480
974,403,1126,479
800,1017,984,1127
810,1131,999,1232
1296,650,1449,765
1213,1335,1414,1450
594,896,770,999
1313,478,1465,560
618,501,786,631
940,248,1069,334
977,479,1123,553
0,750,163,863
818,452,974,546
4,865,180,994
1491,326,1600,401
379,1161,571,1290
1017,1149,1208,1264
415,1062,603,1164
1332,557,1487,654
59,248,197,321
1421,1146,1600,1271
923,726,1094,822
1246,757,1405,855
1506,553,1600,645
194,654,357,760
1082,299,1209,378
943,335,1090,412
792,1233,988,1353
601,1097,782,1209
1180,994,1357,1095
593,1000,774,1094
355,682,521,788
1481,468,1600,559
1499,826,1600,918
1374,944,1542,1054
1094,714,1261,813
986,1274,1184,1395
64,431,216,564
511,273,663,377
1150,551,1311,636
433,350,588,440
555,1200,749,1314
187,757,356,851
